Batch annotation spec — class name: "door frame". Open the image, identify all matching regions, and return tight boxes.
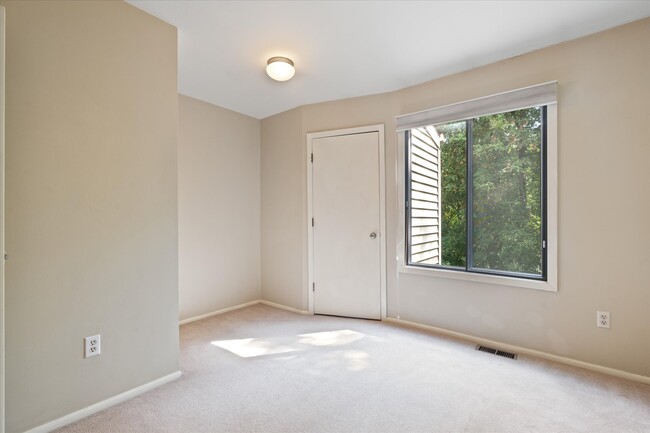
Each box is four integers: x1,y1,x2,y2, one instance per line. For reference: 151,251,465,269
306,124,386,319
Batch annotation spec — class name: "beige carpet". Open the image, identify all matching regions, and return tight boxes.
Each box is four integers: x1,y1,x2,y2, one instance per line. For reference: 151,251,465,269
55,304,650,432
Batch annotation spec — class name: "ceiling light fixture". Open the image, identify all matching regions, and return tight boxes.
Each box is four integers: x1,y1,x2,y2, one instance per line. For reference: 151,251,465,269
266,56,295,81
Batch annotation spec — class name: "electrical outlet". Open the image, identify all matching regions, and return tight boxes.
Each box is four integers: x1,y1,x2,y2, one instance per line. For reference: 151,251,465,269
84,335,101,358
597,311,610,329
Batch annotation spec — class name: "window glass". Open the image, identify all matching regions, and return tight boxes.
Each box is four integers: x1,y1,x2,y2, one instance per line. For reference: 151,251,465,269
407,106,546,279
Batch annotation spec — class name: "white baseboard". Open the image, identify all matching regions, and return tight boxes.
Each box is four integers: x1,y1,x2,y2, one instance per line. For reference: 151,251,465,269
179,299,310,326
385,317,650,385
24,370,182,433
259,299,311,315
179,300,260,325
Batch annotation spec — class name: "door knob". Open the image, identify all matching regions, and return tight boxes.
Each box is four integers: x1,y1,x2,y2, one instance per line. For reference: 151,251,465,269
370,232,377,239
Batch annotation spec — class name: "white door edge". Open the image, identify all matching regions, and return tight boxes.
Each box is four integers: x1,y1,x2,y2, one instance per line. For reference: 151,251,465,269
306,124,386,320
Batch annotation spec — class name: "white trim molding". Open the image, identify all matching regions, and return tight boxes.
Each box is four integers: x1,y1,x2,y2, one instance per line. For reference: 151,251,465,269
179,300,260,325
396,81,557,131
386,317,650,386
259,300,310,315
306,124,387,319
23,371,182,433
180,300,311,326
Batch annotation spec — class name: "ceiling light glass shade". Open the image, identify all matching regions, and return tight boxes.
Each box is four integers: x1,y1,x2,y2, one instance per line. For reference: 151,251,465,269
266,57,295,81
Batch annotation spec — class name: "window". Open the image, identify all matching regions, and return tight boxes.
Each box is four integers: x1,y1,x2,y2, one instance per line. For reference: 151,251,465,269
397,82,557,288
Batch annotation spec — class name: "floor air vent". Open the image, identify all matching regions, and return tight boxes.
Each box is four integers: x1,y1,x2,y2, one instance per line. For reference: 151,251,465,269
476,345,518,360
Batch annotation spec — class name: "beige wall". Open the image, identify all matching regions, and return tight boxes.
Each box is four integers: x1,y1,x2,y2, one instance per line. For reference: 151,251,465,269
0,5,6,430
2,2,179,432
178,95,260,321
260,108,305,309
260,18,650,377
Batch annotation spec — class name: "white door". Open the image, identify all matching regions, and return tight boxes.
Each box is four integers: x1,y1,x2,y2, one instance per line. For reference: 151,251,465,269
312,131,381,320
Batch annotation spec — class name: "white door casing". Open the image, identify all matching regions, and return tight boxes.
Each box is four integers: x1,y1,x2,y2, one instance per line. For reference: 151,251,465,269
307,125,386,320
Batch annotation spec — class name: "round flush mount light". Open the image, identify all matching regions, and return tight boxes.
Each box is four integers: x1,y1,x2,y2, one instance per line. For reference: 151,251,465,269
266,56,295,81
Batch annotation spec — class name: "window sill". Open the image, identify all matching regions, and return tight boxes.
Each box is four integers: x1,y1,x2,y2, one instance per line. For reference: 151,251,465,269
399,264,557,292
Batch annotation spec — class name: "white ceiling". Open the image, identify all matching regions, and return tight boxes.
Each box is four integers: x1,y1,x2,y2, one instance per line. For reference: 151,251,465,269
128,1,650,119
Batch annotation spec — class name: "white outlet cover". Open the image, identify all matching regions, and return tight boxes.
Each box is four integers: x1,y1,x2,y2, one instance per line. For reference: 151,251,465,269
85,335,101,358
596,311,610,329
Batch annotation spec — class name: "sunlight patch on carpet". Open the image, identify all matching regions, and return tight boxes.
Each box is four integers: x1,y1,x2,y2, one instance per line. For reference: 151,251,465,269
211,338,299,358
343,349,370,371
298,330,365,347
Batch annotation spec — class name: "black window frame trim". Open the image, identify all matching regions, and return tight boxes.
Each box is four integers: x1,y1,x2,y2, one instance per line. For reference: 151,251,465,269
405,105,548,282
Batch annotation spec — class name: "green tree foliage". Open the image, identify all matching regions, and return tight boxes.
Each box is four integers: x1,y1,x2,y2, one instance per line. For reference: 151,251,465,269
472,108,542,274
437,121,467,267
437,107,543,275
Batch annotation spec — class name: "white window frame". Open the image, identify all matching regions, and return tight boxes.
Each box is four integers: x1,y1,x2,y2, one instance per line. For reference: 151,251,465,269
396,82,558,292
